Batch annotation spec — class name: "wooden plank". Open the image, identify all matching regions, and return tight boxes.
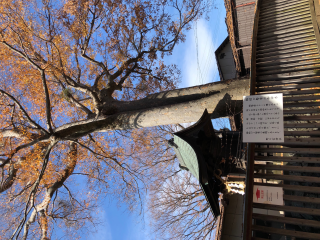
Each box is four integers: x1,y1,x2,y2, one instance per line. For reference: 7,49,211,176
259,14,312,30
259,82,320,91
284,131,320,136
258,58,320,73
261,4,309,15
256,50,319,64
254,173,320,183
257,69,319,82
283,194,320,204
284,115,320,121
259,17,312,33
259,25,313,41
255,147,320,154
284,123,320,128
284,101,320,107
254,182,320,194
258,82,320,92
257,77,320,87
258,37,316,53
284,107,320,115
284,95,320,102
252,213,320,228
244,1,261,239
280,89,320,96
252,225,320,239
283,138,320,146
262,0,307,5
257,38,315,54
257,63,320,76
258,31,315,47
257,44,318,58
254,156,320,163
260,3,310,18
309,0,320,55
245,143,256,240
253,203,320,215
254,164,320,173
261,0,309,12
258,24,313,39
260,7,311,22
259,28,311,43
259,21,313,37
250,0,258,95
257,50,319,64
284,108,320,115
257,54,320,67
258,138,320,147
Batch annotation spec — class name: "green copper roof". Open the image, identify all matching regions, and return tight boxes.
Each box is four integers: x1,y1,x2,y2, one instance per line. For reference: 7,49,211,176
173,135,199,181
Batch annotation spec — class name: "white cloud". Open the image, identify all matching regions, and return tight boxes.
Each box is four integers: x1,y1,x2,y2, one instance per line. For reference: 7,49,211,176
183,19,218,88
89,208,113,240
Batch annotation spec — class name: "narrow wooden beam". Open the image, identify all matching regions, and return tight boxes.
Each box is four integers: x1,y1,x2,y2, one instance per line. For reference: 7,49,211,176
284,130,320,136
255,148,320,154
244,143,256,240
253,203,320,215
284,123,320,128
283,194,320,204
284,115,320,121
255,138,320,146
254,173,320,183
252,213,320,228
254,156,320,163
245,1,261,238
254,164,320,173
254,182,320,194
252,224,320,239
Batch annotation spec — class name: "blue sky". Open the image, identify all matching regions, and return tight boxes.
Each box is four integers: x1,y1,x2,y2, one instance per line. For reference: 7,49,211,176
82,2,228,240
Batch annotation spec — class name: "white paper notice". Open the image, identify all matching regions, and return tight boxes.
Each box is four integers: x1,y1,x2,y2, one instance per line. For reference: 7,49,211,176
253,185,283,205
243,93,284,143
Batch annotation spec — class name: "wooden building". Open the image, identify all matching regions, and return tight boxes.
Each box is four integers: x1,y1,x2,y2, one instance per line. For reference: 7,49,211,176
215,0,256,79
169,110,246,219
224,0,256,77
243,0,320,239
213,0,320,239
215,0,257,132
215,37,238,81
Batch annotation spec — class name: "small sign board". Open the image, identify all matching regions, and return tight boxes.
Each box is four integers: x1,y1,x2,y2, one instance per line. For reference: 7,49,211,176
243,93,284,143
253,185,283,205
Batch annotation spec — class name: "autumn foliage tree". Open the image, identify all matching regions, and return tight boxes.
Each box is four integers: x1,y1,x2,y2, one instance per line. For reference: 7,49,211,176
0,0,248,239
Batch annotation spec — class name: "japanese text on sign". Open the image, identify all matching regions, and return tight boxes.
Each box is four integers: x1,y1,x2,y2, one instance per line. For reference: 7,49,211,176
253,185,283,205
243,93,284,143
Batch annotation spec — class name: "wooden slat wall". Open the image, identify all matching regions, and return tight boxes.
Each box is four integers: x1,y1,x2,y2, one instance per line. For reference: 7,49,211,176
244,0,320,239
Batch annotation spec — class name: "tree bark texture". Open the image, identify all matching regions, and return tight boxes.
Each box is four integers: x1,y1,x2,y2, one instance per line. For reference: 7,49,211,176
55,78,249,139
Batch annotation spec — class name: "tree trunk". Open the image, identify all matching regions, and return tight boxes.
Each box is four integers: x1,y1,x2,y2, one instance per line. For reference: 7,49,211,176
55,78,249,139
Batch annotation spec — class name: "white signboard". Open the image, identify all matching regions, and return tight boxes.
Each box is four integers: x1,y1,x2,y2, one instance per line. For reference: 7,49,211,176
243,93,284,143
253,185,283,205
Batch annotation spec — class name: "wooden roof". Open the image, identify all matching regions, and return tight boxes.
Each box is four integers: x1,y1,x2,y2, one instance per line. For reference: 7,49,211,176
170,109,221,217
